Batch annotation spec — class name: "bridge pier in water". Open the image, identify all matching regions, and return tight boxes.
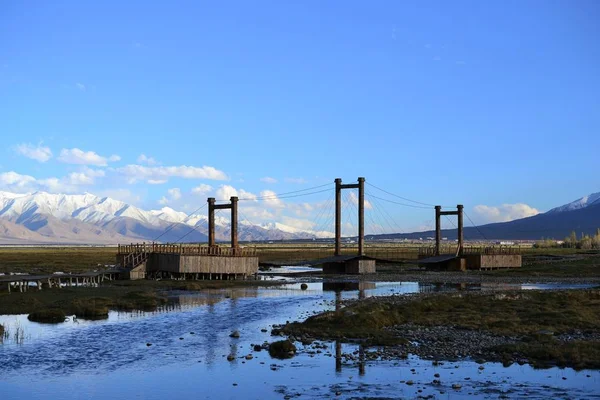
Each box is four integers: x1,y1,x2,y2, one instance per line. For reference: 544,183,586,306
419,204,521,271
323,177,376,275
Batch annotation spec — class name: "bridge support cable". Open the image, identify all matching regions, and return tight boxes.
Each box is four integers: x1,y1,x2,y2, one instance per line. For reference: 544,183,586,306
365,206,387,237
366,182,451,208
342,191,358,241
224,184,332,203
309,193,335,238
351,192,389,237
369,193,405,235
175,216,209,244
366,192,431,209
370,201,399,237
237,208,257,239
464,210,488,241
153,203,208,242
365,190,406,236
315,197,336,239
444,215,457,229
345,190,384,238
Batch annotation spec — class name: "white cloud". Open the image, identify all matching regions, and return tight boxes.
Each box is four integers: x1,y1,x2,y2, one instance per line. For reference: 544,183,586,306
473,203,540,224
239,189,257,201
14,143,53,162
159,187,181,205
117,164,228,183
260,190,284,208
58,148,120,166
76,83,86,91
214,185,257,201
241,207,275,221
0,171,77,193
284,177,307,184
260,177,277,184
67,167,105,185
0,167,107,194
67,173,94,185
147,179,167,185
191,184,213,195
168,188,181,200
38,177,77,193
288,202,314,217
347,191,373,210
137,154,157,165
281,216,316,231
215,185,236,201
0,171,37,190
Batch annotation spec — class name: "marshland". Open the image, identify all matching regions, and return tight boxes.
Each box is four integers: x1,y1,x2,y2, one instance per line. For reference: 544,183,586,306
1,245,599,398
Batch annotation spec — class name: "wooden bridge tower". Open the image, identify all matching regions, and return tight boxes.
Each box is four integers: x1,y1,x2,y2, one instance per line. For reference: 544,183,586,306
208,196,239,249
434,204,464,256
335,177,366,256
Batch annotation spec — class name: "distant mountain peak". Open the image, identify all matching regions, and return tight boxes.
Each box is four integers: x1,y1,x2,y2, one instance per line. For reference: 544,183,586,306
0,190,331,244
548,192,600,214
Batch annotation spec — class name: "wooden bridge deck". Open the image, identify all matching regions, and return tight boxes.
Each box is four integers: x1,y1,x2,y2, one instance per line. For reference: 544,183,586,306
0,270,122,293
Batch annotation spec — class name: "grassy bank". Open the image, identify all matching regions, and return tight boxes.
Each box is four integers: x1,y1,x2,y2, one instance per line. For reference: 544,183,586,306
374,251,600,279
0,284,167,316
0,247,116,275
0,279,282,316
488,253,600,278
283,289,600,369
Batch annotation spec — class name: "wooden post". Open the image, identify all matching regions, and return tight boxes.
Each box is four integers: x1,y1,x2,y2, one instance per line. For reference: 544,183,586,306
335,178,342,256
358,177,365,256
208,197,216,247
231,196,238,249
457,204,464,256
435,206,441,256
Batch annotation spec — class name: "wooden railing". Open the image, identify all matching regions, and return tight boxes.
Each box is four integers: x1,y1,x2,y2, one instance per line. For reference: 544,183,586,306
124,250,149,269
118,243,257,257
419,245,521,257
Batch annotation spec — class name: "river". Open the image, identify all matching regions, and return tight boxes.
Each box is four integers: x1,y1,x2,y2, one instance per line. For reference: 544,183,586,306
1,280,598,399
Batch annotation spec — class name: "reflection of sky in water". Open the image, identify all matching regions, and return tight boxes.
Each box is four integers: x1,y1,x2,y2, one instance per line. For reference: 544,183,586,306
259,265,322,274
1,282,599,399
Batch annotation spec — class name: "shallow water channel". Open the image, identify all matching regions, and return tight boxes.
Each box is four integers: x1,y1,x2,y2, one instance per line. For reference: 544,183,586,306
0,280,598,399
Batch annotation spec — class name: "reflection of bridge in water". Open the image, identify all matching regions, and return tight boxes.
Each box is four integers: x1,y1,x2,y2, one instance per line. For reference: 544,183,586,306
335,340,367,376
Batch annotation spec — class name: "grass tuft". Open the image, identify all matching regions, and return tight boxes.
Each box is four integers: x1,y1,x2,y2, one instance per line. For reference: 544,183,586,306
27,309,66,324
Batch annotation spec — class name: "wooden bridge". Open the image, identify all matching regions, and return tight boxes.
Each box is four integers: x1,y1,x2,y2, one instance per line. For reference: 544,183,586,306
114,177,521,278
0,270,121,293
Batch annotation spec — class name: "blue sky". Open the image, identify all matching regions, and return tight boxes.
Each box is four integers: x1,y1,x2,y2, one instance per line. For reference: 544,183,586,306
1,1,599,233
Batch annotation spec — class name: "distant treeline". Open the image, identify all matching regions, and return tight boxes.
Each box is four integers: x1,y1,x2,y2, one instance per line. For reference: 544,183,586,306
534,229,600,249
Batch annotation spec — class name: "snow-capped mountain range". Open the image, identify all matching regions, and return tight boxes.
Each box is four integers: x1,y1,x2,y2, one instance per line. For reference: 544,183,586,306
0,191,332,244
547,192,600,214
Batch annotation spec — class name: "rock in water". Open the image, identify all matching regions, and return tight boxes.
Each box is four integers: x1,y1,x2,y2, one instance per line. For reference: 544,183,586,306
268,340,297,359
